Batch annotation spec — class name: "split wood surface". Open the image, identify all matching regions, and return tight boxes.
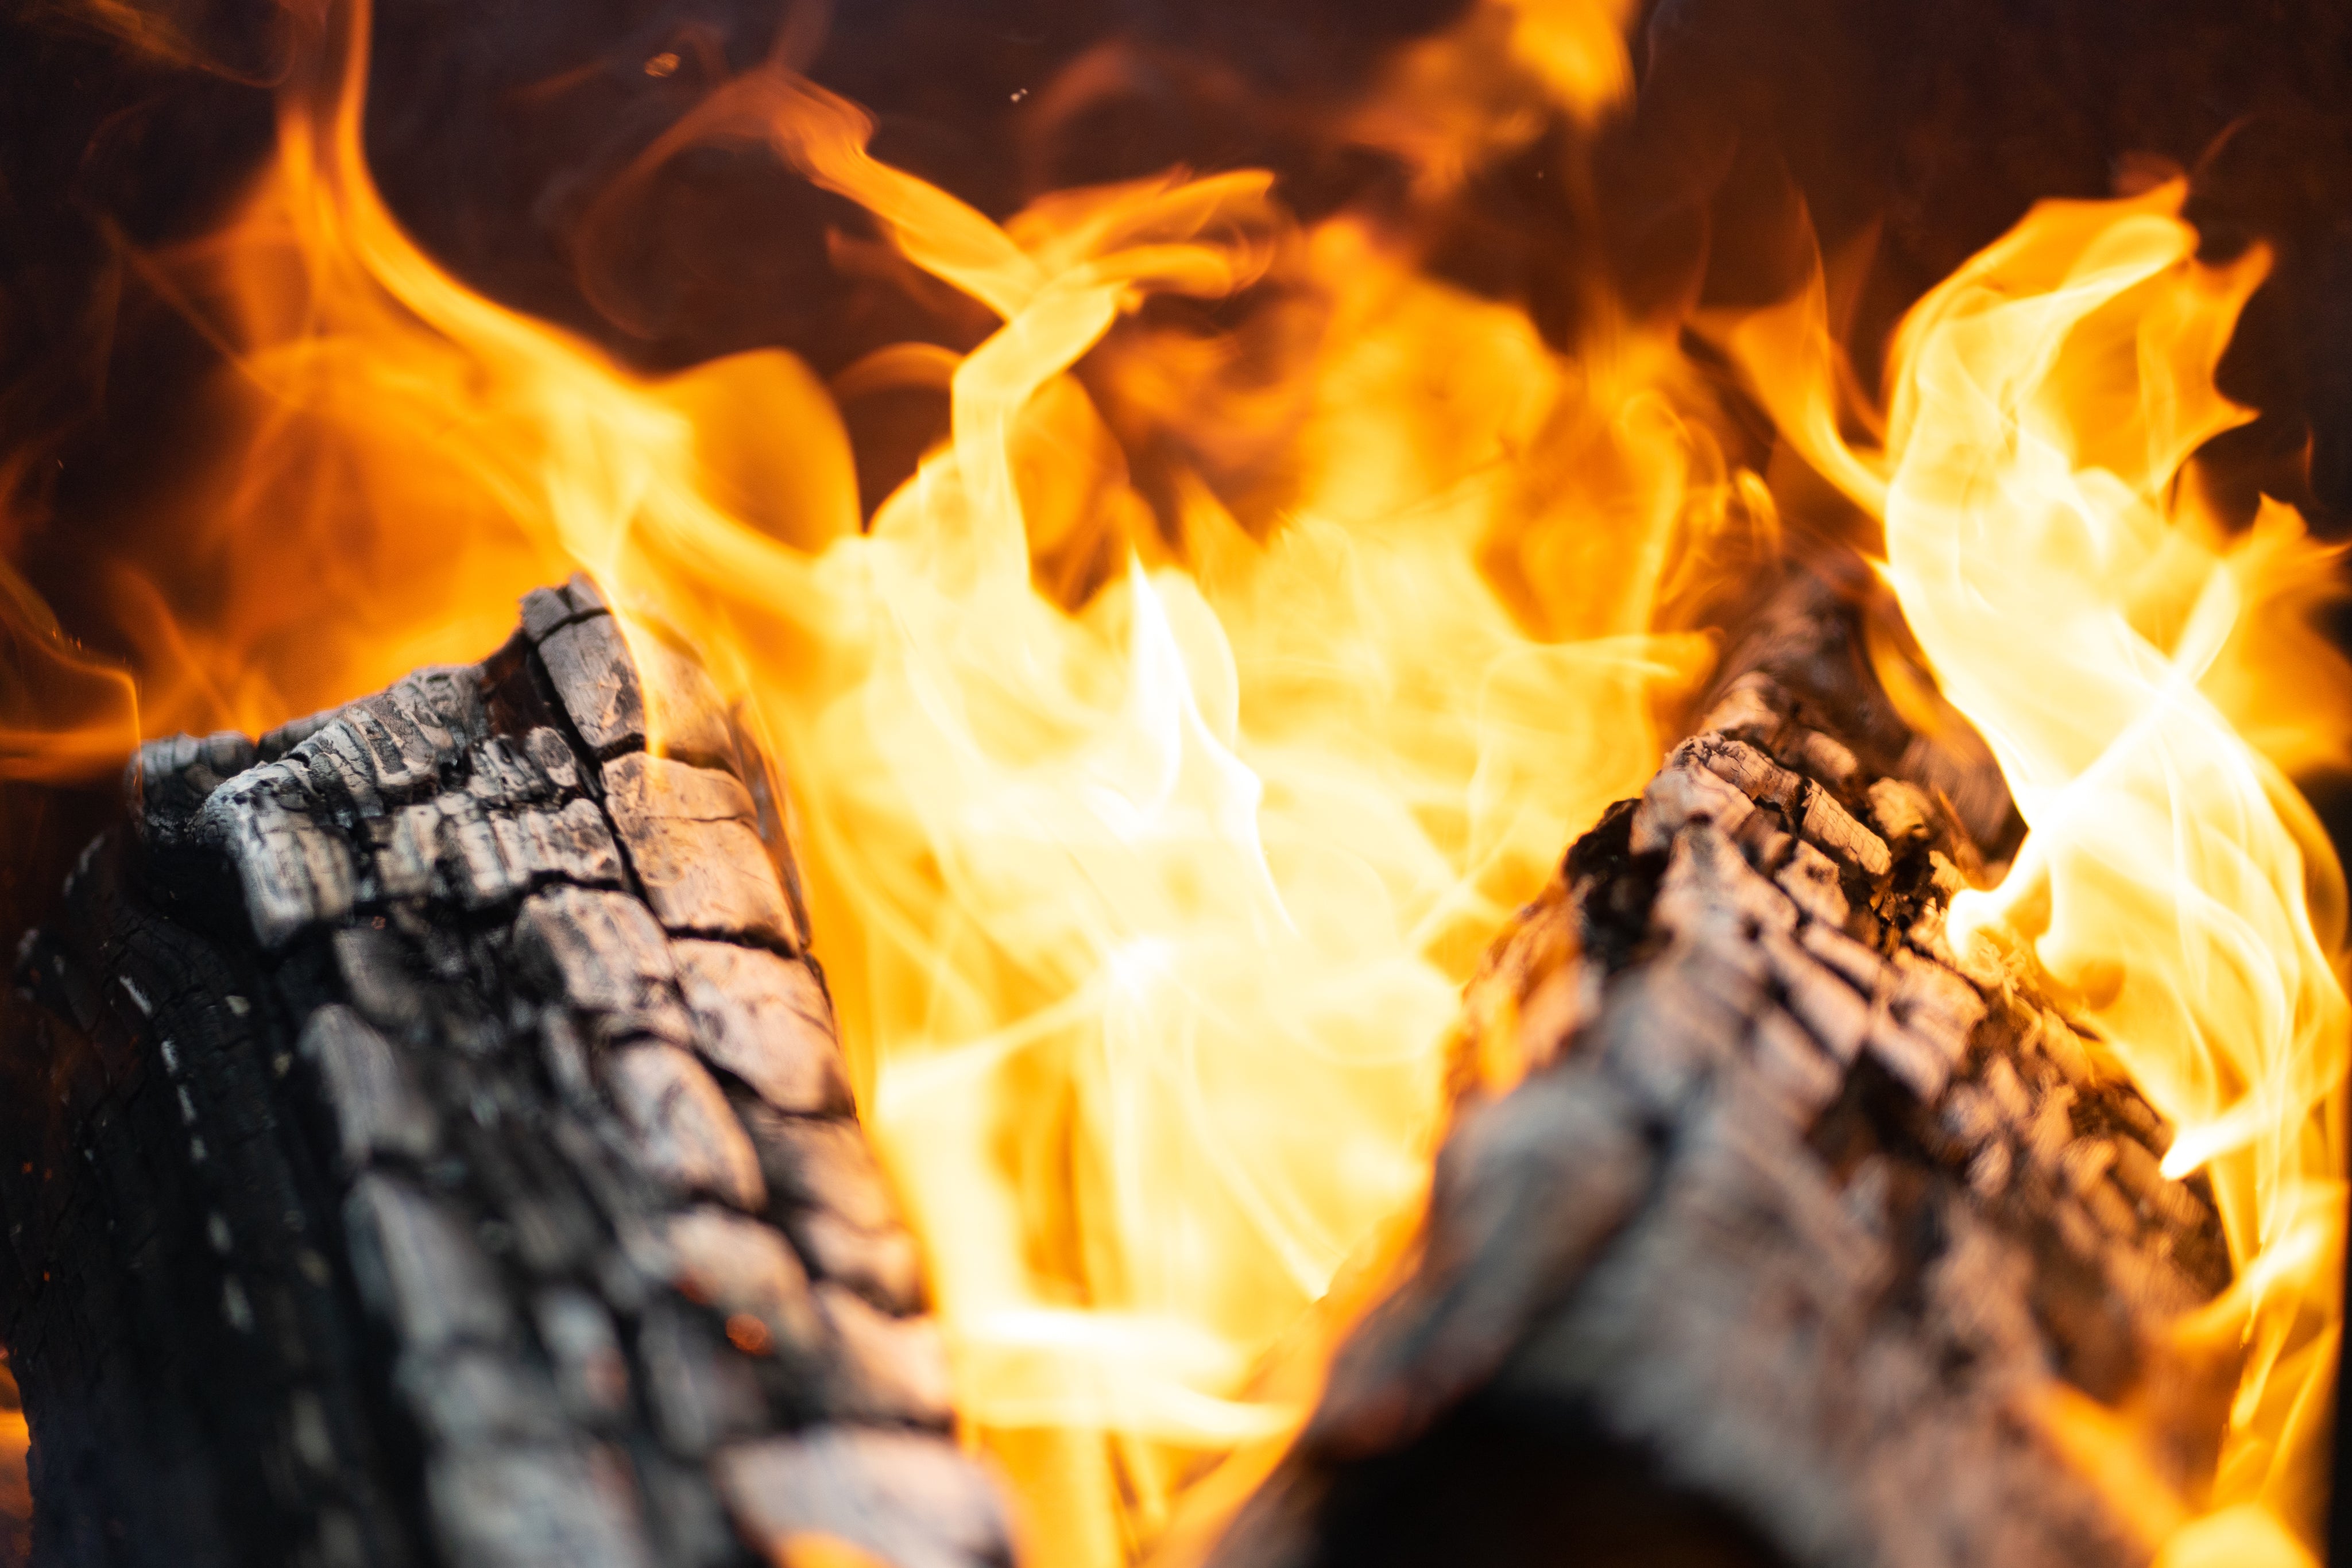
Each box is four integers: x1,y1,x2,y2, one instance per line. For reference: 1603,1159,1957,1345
1206,580,2236,1568
3,577,1004,1568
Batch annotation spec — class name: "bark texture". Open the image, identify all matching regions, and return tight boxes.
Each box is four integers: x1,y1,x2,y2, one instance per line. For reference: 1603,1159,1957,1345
2,577,1005,1568
1,568,2253,1568
1209,579,2237,1568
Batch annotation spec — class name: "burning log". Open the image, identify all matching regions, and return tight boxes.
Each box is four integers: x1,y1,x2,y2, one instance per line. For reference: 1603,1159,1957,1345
1,578,1008,1568
1207,581,2238,1568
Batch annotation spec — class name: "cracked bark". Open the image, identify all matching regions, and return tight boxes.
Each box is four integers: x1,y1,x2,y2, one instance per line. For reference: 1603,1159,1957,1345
1206,574,2238,1568
1,567,2249,1568
1,576,1004,1568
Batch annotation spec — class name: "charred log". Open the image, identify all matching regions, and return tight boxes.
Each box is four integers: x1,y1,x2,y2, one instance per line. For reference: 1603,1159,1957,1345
0,566,2254,1568
0,578,1005,1568
1210,578,2238,1568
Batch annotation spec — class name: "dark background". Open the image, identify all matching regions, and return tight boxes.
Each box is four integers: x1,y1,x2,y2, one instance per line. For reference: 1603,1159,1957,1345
3,0,2352,1558
9,0,2352,646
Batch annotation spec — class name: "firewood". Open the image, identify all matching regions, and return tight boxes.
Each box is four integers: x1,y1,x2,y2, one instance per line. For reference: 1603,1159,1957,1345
1209,575,2235,1568
1,576,1007,1568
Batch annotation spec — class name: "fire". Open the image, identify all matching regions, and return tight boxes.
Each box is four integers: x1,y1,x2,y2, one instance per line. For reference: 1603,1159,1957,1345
1733,185,2351,1564
3,3,2347,1566
0,1,1745,1561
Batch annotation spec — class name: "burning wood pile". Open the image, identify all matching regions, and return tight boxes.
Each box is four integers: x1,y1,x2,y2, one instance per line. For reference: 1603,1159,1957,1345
1,2,2347,1567
0,563,2254,1568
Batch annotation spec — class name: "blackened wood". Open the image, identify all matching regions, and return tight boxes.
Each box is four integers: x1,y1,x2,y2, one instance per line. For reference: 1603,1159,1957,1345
1211,572,2237,1568
1,576,1005,1568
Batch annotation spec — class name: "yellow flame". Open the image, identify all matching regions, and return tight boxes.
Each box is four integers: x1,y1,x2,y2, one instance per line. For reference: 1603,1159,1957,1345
0,2,1746,1561
22,1,2326,1561
1738,183,2350,1561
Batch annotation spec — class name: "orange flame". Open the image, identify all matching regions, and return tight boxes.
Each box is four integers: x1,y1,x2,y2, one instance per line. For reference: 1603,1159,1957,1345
10,0,2342,1561
0,553,139,783
0,1,1750,1560
1734,184,2350,1564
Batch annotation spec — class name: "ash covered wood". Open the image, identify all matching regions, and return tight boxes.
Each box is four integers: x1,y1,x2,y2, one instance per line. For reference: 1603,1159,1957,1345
1,576,1003,1568
1211,579,2237,1568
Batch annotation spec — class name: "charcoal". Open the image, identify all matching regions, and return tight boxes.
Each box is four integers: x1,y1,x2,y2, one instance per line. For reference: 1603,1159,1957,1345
0,578,973,1568
1210,576,2234,1568
713,1429,1013,1568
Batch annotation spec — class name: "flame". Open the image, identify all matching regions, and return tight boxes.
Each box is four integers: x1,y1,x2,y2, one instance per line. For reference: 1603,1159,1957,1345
11,0,2340,1560
1735,184,2350,1562
0,553,139,782
0,1,1750,1560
